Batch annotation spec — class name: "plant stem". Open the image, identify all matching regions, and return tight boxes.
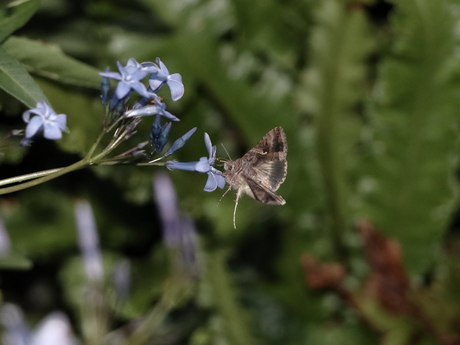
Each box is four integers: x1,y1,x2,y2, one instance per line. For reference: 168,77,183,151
0,168,63,187
0,159,88,195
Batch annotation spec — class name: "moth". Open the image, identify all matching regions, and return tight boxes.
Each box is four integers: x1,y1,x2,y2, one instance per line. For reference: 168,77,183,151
222,126,288,228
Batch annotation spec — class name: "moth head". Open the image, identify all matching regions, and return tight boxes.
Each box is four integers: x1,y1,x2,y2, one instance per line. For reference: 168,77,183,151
221,159,235,172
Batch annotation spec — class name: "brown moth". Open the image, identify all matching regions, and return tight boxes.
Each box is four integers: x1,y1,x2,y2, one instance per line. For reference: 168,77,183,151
222,127,288,228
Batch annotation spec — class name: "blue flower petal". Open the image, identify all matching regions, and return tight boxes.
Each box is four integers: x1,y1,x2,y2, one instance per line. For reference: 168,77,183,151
129,82,151,98
43,122,63,140
55,115,67,131
167,75,184,101
166,161,199,171
22,109,37,123
36,100,48,111
203,173,218,192
130,69,149,81
204,133,214,157
162,110,180,122
149,76,166,92
117,61,128,78
115,82,131,99
195,157,211,173
141,61,160,73
157,58,170,75
125,104,161,117
98,71,122,80
164,127,197,157
213,170,226,189
25,116,43,138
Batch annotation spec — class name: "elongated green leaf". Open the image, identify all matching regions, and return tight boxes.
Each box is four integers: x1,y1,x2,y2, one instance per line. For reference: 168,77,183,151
3,36,101,89
362,0,458,274
0,46,47,107
299,0,372,259
0,250,32,270
0,0,40,44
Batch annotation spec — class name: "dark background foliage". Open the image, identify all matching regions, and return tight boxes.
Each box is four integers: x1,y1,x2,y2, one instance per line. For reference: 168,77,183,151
1,0,460,344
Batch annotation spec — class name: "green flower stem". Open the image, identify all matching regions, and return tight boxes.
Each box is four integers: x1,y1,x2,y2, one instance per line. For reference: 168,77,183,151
0,159,88,195
84,129,107,160
0,118,161,194
0,167,63,187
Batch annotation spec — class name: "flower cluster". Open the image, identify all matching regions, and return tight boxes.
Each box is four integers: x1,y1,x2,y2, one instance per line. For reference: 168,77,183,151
98,57,191,159
14,57,227,194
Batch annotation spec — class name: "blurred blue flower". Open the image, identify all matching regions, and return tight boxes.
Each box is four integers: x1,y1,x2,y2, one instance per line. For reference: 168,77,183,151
99,58,150,100
0,304,78,345
74,200,103,283
22,101,67,141
147,58,184,101
152,173,199,276
165,133,226,192
0,217,11,258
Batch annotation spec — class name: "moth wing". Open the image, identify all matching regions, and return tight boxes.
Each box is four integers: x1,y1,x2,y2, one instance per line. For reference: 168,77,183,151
242,176,286,205
243,126,288,160
253,160,287,192
242,127,287,192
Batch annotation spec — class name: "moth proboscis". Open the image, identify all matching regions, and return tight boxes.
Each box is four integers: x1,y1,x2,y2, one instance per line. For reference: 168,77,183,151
221,126,288,228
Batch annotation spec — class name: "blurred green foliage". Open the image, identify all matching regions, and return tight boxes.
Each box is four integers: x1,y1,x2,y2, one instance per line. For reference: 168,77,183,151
1,0,460,344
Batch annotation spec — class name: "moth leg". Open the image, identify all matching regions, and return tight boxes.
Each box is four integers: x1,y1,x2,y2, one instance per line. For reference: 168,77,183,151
218,186,232,205
233,188,243,229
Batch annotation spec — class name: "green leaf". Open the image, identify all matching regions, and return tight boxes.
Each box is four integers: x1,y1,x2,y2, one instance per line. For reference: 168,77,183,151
0,250,32,270
298,0,372,259
0,0,40,44
0,45,47,108
361,0,459,274
3,36,102,89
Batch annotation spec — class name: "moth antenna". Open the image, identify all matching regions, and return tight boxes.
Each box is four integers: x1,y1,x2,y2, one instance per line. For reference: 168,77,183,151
220,143,232,160
218,186,232,205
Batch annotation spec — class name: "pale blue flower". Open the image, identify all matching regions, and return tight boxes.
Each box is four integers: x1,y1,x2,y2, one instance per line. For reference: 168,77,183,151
194,133,226,192
148,58,184,101
165,133,226,192
99,58,150,99
22,101,67,141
